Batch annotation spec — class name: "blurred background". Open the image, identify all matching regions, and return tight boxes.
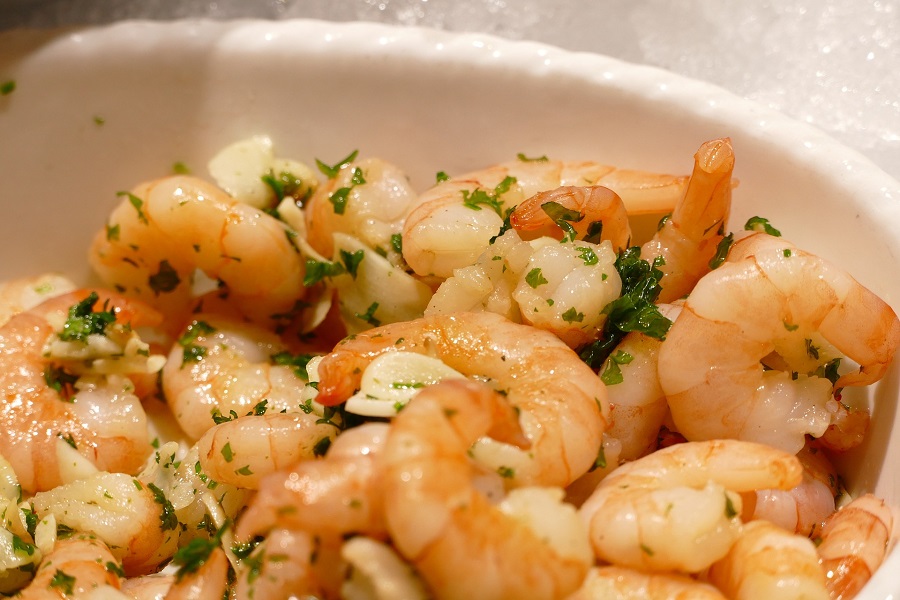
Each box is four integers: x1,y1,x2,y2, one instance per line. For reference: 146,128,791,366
2,0,898,180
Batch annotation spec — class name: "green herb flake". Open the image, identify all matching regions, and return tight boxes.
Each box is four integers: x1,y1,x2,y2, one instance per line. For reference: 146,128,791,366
177,320,215,366
592,445,607,470
316,149,359,179
435,171,450,183
340,248,365,279
58,432,77,449
44,364,78,400
147,482,178,531
105,560,126,578
262,169,305,202
584,220,603,244
0,80,15,96
271,351,314,380
525,268,549,289
93,115,105,126
313,436,332,457
391,381,425,390
148,259,181,295
117,191,148,224
105,223,120,241
59,291,117,342
172,161,191,174
49,570,76,595
390,233,403,254
516,152,549,162
461,176,516,217
783,248,792,258
783,320,799,332
744,216,782,237
561,307,585,323
577,246,599,266
497,466,515,478
221,442,234,463
12,534,35,557
235,465,253,476
355,302,381,327
708,232,735,270
303,257,346,287
172,524,226,581
724,493,738,519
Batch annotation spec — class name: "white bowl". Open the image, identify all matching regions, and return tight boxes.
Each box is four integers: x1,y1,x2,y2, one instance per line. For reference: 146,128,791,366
1,19,898,596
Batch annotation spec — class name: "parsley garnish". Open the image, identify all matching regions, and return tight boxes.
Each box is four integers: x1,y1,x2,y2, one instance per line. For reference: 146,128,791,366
59,292,116,342
355,302,381,327
461,176,516,217
435,171,450,183
600,350,634,385
577,246,599,266
561,307,584,323
708,232,735,269
390,233,403,254
178,320,215,366
172,161,191,174
497,466,515,478
313,436,332,457
303,257,346,287
147,483,178,531
516,152,549,162
328,166,366,215
44,364,78,400
117,191,148,224
262,169,307,203
316,150,359,179
744,216,782,237
340,249,365,279
271,351,314,380
172,523,227,581
148,259,181,295
49,570,76,595
579,247,671,369
525,268,548,288
1,80,15,96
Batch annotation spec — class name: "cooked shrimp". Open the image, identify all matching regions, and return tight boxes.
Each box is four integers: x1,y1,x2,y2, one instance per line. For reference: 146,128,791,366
341,536,430,600
89,175,306,327
314,311,607,488
742,441,838,536
567,566,727,600
0,273,76,326
164,547,229,600
579,439,802,573
383,379,592,600
641,137,734,302
708,519,828,600
16,533,123,599
30,471,178,576
817,493,895,599
602,303,681,461
658,232,900,454
236,423,390,541
162,313,319,441
0,289,160,493
509,185,631,251
304,156,419,265
233,528,345,600
402,158,687,279
120,574,174,600
195,411,339,490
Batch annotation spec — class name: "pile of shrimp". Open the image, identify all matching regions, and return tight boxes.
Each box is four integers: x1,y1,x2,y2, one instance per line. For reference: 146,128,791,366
1,134,898,600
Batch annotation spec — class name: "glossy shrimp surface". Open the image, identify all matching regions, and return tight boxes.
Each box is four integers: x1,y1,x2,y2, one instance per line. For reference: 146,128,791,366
314,311,608,488
658,232,900,453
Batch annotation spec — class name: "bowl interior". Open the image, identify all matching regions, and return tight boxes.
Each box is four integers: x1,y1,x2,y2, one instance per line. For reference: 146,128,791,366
2,19,899,595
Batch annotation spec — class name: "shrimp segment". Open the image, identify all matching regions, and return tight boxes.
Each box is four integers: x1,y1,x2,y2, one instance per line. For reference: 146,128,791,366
510,185,631,251
383,379,592,600
0,290,158,493
641,137,734,302
579,440,802,573
315,311,607,487
817,494,895,599
568,566,727,600
89,175,305,326
16,534,123,599
402,160,687,279
658,232,900,453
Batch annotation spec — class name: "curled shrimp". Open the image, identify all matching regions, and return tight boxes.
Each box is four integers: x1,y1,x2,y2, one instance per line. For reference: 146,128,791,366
641,137,734,302
89,175,306,327
567,566,727,600
0,289,160,493
509,185,631,251
304,156,419,265
314,311,607,488
164,546,229,600
658,232,900,454
195,411,339,490
708,519,828,600
0,273,76,327
817,493,895,599
402,158,687,279
383,379,592,600
236,423,391,541
162,314,318,441
742,441,838,537
16,533,123,599
579,439,802,573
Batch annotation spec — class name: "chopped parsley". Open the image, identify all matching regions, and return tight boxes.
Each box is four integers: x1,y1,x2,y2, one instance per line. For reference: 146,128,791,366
724,493,738,518
49,570,76,595
435,171,450,183
0,80,15,96
44,364,78,400
516,152,549,162
340,248,365,279
177,320,215,366
579,247,671,369
497,466,515,478
117,191,148,224
313,436,332,457
744,216,782,237
600,350,634,386
461,176,516,217
220,443,234,462
303,257,346,287
561,307,584,323
316,149,359,179
328,166,366,215
577,246,599,266
261,169,307,203
271,351,314,380
390,233,403,254
58,292,116,342
708,232,735,269
172,523,226,581
172,161,191,174
147,482,178,531
525,268,548,288
148,259,181,295
355,302,381,327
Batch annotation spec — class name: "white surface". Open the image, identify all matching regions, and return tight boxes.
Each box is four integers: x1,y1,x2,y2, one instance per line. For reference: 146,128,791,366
0,17,899,597
1,0,898,183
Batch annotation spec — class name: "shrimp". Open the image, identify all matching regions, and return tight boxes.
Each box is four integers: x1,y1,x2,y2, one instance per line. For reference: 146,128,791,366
120,574,174,600
0,273,76,326
601,303,681,461
567,566,727,600
16,533,123,599
89,175,306,327
402,158,688,279
817,493,895,599
641,137,734,303
30,471,178,576
509,185,632,251
236,423,390,541
658,232,900,454
579,439,803,573
314,311,607,488
304,156,419,265
164,547,229,600
0,289,160,494
233,529,345,600
742,441,838,537
195,411,339,490
161,313,319,441
382,379,593,600
708,519,828,600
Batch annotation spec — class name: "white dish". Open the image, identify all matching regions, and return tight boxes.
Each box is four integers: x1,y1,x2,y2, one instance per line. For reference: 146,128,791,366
1,19,899,596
